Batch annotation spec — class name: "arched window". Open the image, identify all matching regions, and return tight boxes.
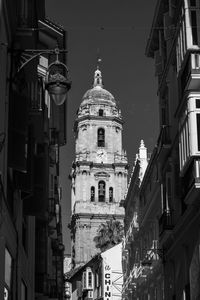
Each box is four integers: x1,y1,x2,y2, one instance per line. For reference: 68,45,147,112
98,181,105,202
91,186,95,202
109,187,113,202
99,109,103,116
98,128,105,147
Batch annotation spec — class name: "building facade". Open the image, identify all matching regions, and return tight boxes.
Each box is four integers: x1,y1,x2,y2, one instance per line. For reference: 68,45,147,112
68,243,123,300
122,141,163,300
69,68,128,267
0,1,68,299
146,0,200,298
123,0,200,299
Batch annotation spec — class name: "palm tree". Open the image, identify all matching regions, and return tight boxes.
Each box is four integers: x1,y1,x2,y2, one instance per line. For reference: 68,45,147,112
93,219,124,252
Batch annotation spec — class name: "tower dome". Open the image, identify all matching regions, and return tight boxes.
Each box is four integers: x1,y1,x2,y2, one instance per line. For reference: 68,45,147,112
80,67,116,107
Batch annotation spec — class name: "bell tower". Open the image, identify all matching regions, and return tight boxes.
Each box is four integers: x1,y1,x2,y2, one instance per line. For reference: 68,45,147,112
70,67,128,267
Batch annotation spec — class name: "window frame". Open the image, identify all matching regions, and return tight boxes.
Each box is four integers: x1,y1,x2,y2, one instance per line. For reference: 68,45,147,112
99,109,104,116
179,96,200,174
109,187,113,203
91,186,95,202
98,180,106,202
97,128,105,147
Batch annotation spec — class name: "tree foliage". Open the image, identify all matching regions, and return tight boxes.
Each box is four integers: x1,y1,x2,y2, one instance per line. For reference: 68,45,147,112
93,219,124,252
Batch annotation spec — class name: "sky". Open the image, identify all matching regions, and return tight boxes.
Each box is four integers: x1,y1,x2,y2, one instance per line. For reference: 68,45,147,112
45,0,158,254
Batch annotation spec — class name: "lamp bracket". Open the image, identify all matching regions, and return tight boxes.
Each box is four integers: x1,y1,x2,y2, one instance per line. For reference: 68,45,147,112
10,47,68,73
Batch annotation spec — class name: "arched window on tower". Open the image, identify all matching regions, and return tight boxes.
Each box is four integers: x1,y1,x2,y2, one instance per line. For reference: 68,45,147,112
98,128,105,147
91,186,95,202
109,187,113,203
99,109,104,116
98,181,105,202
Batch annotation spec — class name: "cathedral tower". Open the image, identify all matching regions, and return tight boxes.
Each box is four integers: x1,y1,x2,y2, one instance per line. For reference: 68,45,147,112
70,67,128,267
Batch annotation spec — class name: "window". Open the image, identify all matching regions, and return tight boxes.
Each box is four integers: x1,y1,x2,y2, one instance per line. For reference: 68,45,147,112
191,10,198,44
179,97,200,173
82,268,93,290
97,128,105,147
109,187,113,202
197,114,200,151
99,109,103,116
91,186,95,202
196,99,200,108
4,248,13,300
179,115,190,171
176,7,187,73
88,271,93,288
189,1,200,46
98,181,105,202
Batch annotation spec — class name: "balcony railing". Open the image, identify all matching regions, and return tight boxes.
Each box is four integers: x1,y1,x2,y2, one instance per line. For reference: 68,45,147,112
159,210,174,236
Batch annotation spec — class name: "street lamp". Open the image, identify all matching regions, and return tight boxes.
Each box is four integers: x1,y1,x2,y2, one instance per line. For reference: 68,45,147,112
13,47,71,105
45,48,71,105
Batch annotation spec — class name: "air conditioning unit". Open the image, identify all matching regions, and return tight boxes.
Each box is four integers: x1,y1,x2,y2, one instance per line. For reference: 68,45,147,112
88,290,93,299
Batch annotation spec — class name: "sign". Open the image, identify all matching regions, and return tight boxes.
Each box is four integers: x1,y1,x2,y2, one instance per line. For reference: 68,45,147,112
103,264,112,300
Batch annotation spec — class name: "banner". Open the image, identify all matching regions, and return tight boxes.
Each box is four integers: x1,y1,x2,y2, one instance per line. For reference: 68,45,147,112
103,264,112,300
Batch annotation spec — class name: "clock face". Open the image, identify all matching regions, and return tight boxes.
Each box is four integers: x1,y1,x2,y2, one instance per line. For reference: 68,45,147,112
96,149,106,160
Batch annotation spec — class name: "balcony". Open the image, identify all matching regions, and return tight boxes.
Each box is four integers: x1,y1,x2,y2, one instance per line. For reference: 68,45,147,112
159,210,174,238
180,52,200,92
156,125,171,162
